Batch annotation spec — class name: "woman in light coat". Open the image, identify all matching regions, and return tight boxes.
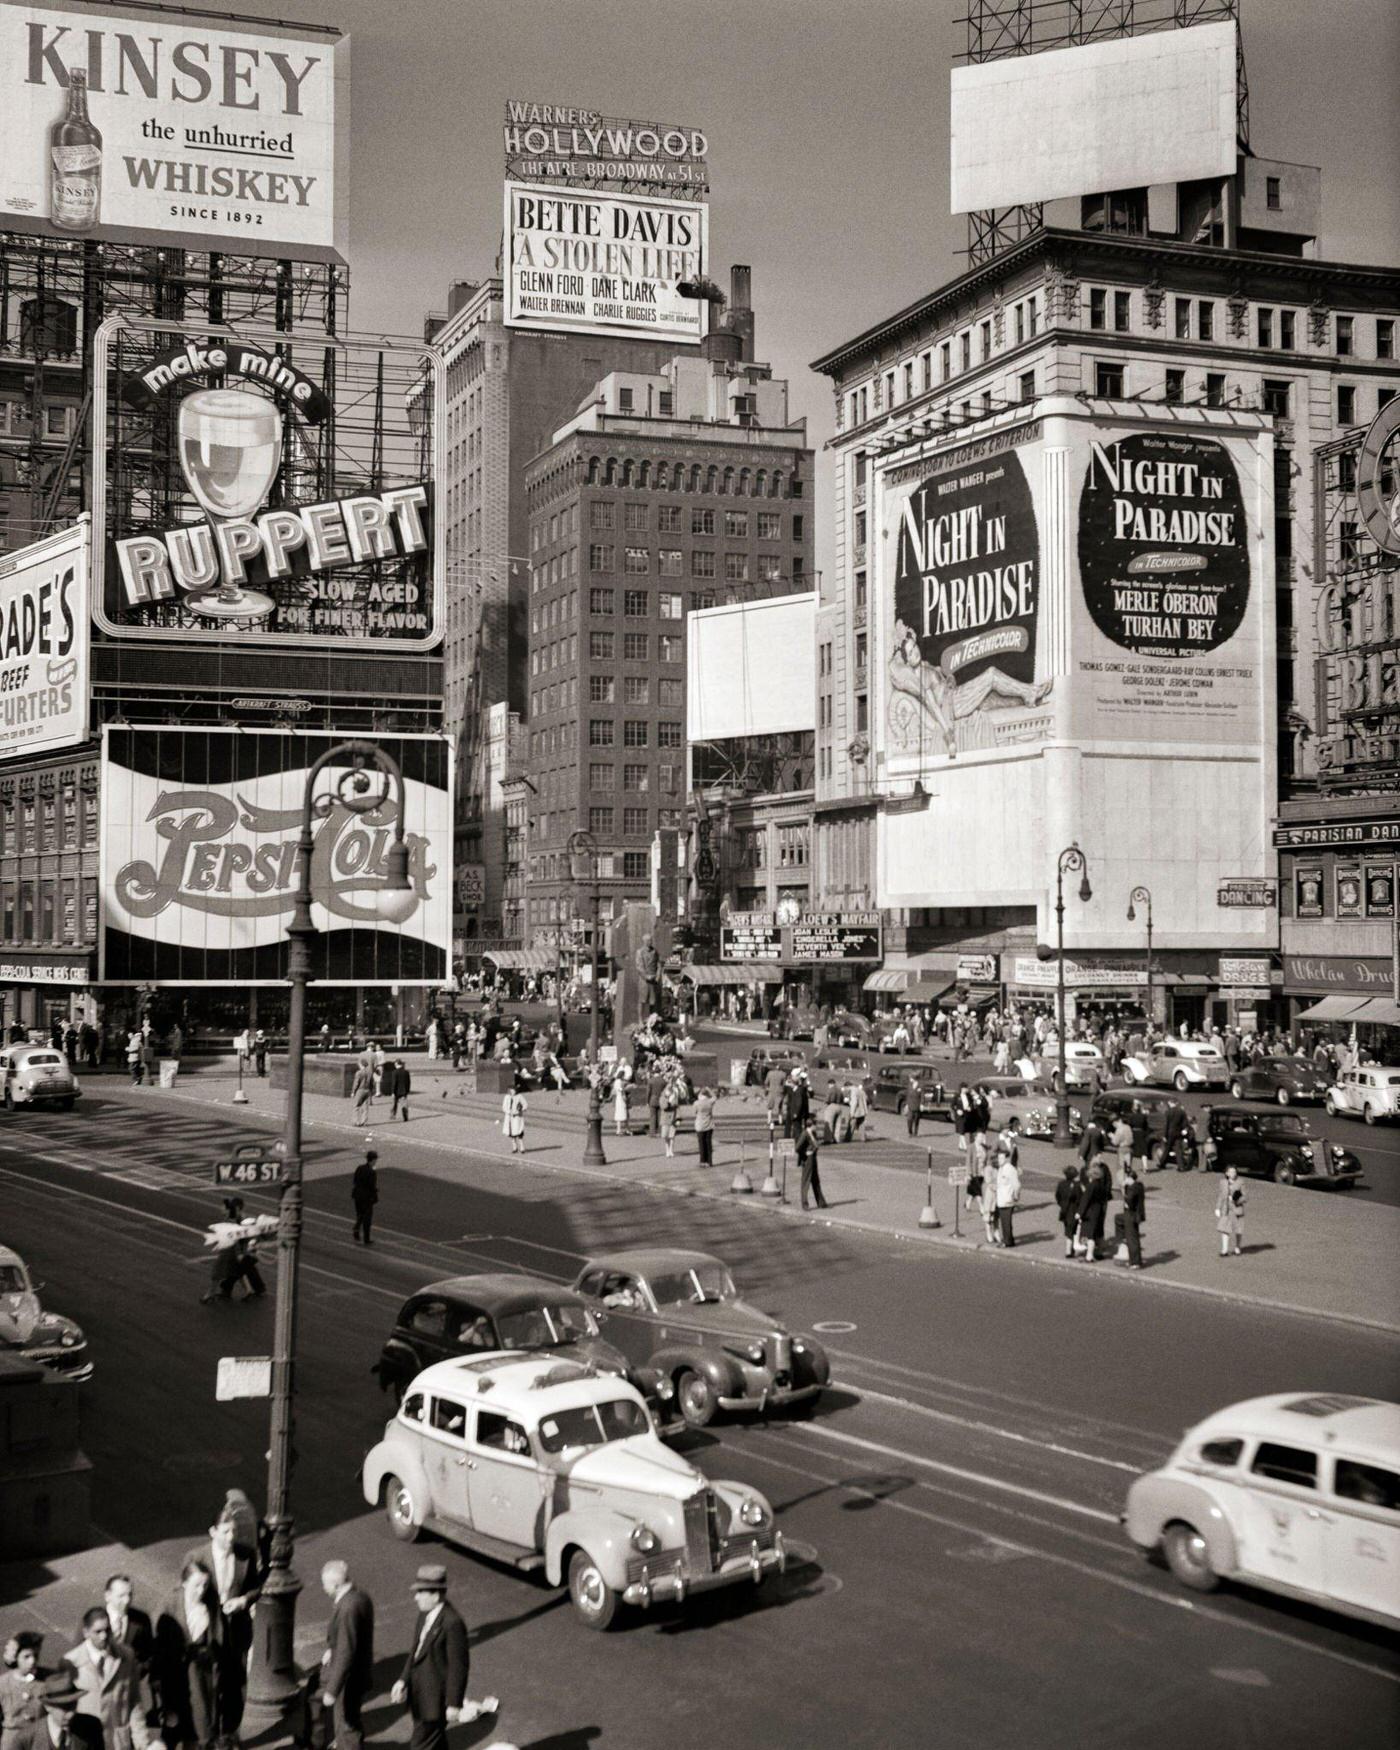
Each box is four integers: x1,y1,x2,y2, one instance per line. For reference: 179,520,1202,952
1215,1165,1246,1256
502,1087,527,1155
978,1156,999,1244
612,1067,631,1135
659,1079,680,1158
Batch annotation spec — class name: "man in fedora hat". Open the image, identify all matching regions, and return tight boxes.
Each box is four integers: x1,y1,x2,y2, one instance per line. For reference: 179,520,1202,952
8,1670,104,1750
389,1567,474,1750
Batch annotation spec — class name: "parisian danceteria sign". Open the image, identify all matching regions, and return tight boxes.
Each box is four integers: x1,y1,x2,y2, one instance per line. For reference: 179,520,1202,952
0,1,346,258
504,180,707,343
98,727,452,986
886,432,1051,764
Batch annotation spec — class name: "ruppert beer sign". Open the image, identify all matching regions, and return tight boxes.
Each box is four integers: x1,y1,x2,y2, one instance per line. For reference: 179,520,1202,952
93,315,442,650
99,727,452,986
0,0,347,259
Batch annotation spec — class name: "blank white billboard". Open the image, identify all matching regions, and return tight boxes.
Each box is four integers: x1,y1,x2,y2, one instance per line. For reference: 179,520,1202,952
687,593,816,743
950,21,1237,213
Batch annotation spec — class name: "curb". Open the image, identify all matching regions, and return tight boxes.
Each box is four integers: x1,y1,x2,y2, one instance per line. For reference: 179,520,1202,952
138,1082,1400,1338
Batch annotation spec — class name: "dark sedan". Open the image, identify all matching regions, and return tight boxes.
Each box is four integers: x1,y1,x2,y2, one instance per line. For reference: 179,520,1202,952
1206,1109,1363,1189
869,1062,949,1118
744,1046,807,1087
573,1247,829,1428
373,1273,630,1400
1229,1056,1334,1106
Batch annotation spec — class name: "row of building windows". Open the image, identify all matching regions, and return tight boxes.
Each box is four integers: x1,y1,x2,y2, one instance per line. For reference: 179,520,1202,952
530,679,578,717
587,720,684,747
586,762,681,792
844,294,1396,432
586,545,795,586
586,675,685,705
577,504,794,539
1,878,97,945
584,580,688,616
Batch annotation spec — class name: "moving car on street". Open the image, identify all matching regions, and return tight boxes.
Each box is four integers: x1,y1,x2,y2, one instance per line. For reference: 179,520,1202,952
373,1275,632,1402
0,1244,91,1381
975,1076,1082,1141
743,1046,806,1087
1204,1109,1363,1189
362,1353,786,1629
571,1247,829,1427
1045,1041,1108,1092
1122,1040,1229,1093
1228,1056,1333,1105
1326,1064,1400,1125
1123,1392,1400,1630
0,1045,80,1111
808,1052,874,1090
868,1061,948,1120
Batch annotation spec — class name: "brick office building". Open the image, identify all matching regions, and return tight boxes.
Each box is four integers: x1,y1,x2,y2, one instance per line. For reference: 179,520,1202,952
521,341,812,946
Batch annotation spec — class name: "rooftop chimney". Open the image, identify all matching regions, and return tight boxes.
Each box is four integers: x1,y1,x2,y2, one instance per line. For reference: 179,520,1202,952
728,264,754,362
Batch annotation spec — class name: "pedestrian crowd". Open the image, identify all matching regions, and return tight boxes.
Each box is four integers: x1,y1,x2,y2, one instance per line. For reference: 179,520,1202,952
0,1508,506,1750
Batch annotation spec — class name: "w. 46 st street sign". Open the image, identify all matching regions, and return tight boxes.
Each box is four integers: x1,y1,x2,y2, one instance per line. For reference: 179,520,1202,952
211,1148,285,1187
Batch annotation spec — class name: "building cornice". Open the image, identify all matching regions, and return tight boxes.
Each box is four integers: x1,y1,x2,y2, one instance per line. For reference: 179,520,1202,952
811,227,1400,381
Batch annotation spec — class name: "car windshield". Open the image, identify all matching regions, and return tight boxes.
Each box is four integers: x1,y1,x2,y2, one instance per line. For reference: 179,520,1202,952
0,1265,28,1293
496,1303,598,1347
646,1264,736,1306
24,1053,63,1066
1261,1114,1312,1137
536,1398,650,1454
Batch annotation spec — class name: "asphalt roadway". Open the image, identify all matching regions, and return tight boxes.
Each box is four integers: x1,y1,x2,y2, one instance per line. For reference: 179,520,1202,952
2,1081,1398,1750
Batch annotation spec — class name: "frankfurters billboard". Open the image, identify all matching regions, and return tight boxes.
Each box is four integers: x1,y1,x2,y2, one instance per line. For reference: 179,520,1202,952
873,398,1274,941
0,0,348,260
99,728,451,985
0,519,89,760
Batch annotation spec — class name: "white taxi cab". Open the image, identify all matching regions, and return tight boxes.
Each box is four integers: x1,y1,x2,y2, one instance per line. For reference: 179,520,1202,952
1122,1039,1229,1092
1045,1041,1108,1091
0,1045,81,1111
361,1352,785,1628
1124,1392,1400,1628
1325,1065,1400,1126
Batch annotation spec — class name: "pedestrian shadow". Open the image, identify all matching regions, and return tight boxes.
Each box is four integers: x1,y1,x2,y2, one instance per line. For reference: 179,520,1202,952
514,1728,602,1748
1143,1249,1181,1268
1238,1241,1277,1256
469,1588,568,1648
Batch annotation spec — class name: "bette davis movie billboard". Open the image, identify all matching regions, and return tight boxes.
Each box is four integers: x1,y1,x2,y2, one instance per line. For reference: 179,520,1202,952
99,728,451,986
0,1,347,259
1074,425,1264,741
886,429,1053,765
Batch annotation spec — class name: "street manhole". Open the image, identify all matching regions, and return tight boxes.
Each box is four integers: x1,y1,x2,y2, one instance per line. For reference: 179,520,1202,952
812,1319,857,1334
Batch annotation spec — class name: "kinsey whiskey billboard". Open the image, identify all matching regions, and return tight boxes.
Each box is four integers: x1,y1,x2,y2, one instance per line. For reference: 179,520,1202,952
0,0,347,260
98,727,452,985
92,315,443,650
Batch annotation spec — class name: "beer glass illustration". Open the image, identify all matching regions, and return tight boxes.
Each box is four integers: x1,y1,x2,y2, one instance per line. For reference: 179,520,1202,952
177,387,280,620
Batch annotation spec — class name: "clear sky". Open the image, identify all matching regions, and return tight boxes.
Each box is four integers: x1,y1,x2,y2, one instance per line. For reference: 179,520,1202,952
230,0,1400,582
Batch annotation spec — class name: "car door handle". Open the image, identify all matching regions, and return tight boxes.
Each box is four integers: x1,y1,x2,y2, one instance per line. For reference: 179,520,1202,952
463,1458,475,1469
1304,1508,1331,1522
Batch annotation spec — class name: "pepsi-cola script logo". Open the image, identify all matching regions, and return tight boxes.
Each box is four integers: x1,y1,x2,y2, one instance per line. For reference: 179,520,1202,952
113,790,435,923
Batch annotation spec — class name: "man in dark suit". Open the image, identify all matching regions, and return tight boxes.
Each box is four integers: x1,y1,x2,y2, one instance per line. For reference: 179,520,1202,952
389,1567,482,1750
318,1562,374,1750
186,1512,260,1742
96,1578,153,1682
10,1670,104,1750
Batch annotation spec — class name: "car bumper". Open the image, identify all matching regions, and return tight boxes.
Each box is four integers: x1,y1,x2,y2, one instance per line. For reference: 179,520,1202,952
717,1381,823,1413
624,1533,786,1607
1296,1171,1364,1189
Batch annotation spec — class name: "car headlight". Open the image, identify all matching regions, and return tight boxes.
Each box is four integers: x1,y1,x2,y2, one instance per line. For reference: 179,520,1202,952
747,1343,766,1366
656,1377,674,1398
630,1524,659,1554
1300,1145,1313,1159
60,1331,76,1347
738,1497,768,1528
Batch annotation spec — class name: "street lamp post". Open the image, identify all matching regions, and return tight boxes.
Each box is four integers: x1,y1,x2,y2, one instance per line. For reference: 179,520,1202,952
1053,843,1092,1149
244,740,416,1729
568,829,606,1164
1127,886,1154,1031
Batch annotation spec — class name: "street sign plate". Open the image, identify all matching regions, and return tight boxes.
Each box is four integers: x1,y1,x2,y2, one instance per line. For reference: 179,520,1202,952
947,1164,970,1186
216,1356,272,1400
212,1157,284,1187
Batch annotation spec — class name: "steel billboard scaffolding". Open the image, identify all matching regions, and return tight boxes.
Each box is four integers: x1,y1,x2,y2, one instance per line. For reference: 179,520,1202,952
956,0,1249,264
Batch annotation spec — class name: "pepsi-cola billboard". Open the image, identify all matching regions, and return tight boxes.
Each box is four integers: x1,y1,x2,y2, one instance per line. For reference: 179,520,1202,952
98,727,452,986
91,315,443,651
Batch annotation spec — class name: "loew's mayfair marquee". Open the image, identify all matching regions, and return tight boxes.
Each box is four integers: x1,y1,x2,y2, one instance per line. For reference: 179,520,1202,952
93,315,442,649
0,0,347,260
99,728,451,986
0,519,89,759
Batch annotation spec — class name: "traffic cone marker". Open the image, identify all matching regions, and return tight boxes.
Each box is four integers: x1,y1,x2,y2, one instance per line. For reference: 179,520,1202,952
730,1140,754,1195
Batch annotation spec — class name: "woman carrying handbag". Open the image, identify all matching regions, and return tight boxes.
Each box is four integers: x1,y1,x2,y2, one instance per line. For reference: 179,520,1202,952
502,1087,527,1156
1215,1165,1246,1257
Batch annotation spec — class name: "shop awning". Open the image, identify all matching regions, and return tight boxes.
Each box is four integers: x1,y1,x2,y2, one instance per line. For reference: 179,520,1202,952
1346,997,1400,1027
1154,972,1217,987
1295,995,1372,1022
939,983,999,1009
864,968,914,993
904,978,951,1004
680,963,782,985
482,949,557,972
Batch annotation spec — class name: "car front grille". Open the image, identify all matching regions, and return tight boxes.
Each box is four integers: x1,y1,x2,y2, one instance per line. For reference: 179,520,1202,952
684,1490,714,1575
769,1334,792,1379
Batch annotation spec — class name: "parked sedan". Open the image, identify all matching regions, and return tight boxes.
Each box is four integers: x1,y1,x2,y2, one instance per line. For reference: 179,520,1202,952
743,1047,806,1087
0,1244,91,1381
1326,1065,1400,1125
1229,1056,1333,1105
827,1011,872,1048
868,1061,948,1119
1090,1089,1190,1162
572,1248,829,1427
975,1076,1082,1141
373,1274,632,1401
1205,1109,1363,1189
0,1045,81,1111
1122,1040,1229,1092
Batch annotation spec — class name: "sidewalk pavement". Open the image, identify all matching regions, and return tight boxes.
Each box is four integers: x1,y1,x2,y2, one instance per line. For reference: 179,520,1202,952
150,1069,1400,1334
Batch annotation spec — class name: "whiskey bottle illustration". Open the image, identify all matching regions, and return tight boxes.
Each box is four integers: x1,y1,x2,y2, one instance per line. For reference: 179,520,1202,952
50,68,102,232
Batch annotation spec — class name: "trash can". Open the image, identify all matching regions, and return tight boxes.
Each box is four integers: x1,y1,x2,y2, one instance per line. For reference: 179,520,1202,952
158,1058,179,1088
